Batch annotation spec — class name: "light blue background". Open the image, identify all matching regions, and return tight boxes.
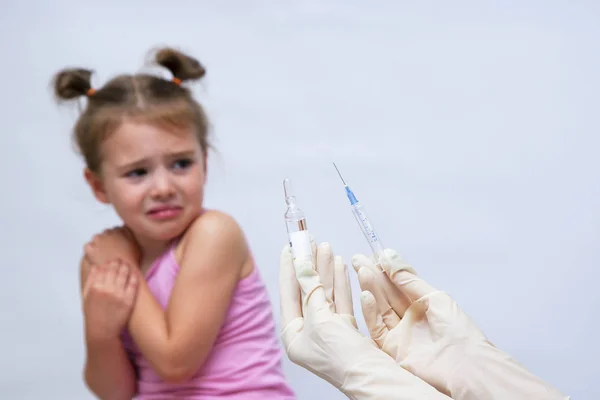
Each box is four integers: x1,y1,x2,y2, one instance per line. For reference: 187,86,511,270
1,1,597,398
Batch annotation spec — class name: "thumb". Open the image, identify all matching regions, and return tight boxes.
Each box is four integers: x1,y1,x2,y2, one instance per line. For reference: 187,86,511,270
279,245,302,328
281,317,304,352
360,290,389,347
294,256,329,315
382,249,437,302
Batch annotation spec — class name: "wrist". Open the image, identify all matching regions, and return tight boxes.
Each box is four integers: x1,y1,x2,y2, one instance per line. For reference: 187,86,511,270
84,325,124,345
85,334,121,346
84,337,125,365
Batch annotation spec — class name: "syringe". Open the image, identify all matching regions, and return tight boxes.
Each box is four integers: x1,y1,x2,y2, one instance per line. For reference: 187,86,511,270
333,163,387,269
283,178,313,262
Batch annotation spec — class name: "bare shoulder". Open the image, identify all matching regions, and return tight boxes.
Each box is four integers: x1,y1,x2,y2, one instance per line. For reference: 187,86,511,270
182,210,246,247
176,210,249,271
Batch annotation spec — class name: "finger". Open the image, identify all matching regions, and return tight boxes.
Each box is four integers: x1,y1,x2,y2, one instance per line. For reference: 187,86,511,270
281,318,304,353
84,242,94,257
357,267,400,329
82,266,97,297
333,255,354,317
370,254,412,315
85,242,102,265
315,242,334,307
391,300,430,362
115,260,129,289
310,238,317,267
354,254,412,317
81,255,93,282
93,264,107,287
360,290,389,347
279,245,302,327
123,269,138,307
382,249,437,302
293,256,329,316
105,260,119,285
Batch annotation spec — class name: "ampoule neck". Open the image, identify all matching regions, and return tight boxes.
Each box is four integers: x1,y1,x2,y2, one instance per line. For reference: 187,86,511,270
285,196,296,207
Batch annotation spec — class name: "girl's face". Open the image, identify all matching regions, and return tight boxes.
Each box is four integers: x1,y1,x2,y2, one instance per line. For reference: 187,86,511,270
85,120,206,244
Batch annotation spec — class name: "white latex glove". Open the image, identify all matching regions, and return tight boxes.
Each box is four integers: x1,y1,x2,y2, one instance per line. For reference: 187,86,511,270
353,248,570,400
279,242,452,400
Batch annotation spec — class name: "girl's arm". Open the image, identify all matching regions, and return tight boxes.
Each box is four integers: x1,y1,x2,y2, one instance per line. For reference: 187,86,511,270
126,210,247,383
80,259,137,400
83,338,137,400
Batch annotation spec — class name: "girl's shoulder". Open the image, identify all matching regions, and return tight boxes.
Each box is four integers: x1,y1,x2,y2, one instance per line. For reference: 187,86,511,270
174,209,249,265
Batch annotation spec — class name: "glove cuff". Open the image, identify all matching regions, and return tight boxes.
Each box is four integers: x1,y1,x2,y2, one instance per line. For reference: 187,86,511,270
448,342,569,400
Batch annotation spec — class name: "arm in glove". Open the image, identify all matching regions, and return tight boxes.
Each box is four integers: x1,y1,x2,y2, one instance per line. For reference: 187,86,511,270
279,242,451,400
353,248,570,400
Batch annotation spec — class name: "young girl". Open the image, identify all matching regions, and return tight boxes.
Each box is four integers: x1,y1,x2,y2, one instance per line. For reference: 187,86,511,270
53,47,296,399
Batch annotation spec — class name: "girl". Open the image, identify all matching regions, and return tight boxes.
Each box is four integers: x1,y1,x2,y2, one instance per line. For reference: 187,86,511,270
53,47,296,399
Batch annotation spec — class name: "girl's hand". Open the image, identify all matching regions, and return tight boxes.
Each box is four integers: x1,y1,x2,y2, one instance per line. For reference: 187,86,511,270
83,259,138,342
85,226,140,267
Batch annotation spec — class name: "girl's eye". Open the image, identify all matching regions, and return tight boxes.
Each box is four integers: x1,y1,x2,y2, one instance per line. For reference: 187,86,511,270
126,168,147,178
173,158,193,170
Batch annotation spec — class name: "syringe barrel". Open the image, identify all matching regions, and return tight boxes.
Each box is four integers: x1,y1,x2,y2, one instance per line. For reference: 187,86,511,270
351,202,380,244
351,202,387,267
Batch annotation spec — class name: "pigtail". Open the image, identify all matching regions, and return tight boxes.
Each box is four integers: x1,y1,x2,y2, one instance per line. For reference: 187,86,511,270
154,47,206,82
52,45,211,174
52,68,94,101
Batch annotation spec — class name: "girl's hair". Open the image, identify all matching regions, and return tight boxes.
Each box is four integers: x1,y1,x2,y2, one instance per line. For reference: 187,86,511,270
52,47,210,174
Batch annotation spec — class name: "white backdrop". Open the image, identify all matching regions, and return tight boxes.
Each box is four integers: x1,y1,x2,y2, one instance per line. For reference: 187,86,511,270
1,1,598,399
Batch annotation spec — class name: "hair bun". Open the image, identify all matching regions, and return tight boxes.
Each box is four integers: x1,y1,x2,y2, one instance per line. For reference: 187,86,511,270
155,47,205,82
53,68,93,100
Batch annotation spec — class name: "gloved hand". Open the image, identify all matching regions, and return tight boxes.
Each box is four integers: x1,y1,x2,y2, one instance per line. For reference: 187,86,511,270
353,249,570,400
279,242,452,400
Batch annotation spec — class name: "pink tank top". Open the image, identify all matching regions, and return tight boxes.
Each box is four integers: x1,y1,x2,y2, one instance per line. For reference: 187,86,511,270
121,240,296,399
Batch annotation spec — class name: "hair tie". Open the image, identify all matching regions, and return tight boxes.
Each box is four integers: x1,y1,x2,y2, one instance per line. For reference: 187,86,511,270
172,77,182,86
86,88,96,97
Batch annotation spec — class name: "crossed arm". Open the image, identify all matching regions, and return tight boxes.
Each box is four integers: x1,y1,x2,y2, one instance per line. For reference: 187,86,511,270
125,211,247,382
80,260,137,400
82,209,248,400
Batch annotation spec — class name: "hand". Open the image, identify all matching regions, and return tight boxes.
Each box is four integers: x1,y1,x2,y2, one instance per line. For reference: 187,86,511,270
355,249,569,400
280,243,452,399
85,226,140,267
83,259,138,342
354,249,482,396
280,242,362,390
